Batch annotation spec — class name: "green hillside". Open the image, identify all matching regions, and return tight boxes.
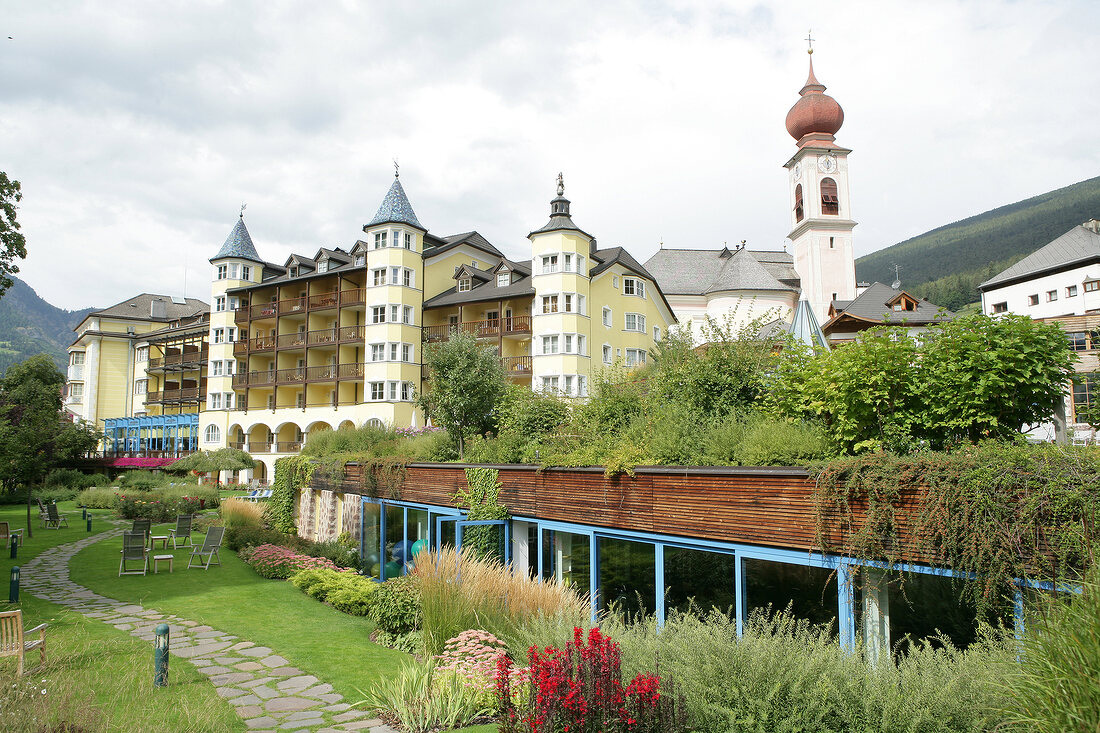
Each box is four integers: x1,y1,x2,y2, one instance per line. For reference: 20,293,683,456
0,277,96,374
855,175,1100,310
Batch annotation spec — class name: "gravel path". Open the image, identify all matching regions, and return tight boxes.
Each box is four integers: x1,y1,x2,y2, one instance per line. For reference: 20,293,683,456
21,528,399,733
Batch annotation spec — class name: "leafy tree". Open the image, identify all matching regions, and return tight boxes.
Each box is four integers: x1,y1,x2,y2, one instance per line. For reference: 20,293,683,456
417,332,506,458
0,171,28,299
0,354,100,535
495,384,570,438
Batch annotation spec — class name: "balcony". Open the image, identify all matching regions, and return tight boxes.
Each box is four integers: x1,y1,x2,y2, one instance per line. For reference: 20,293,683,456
423,315,532,343
145,387,204,404
233,288,367,324
232,361,366,388
233,326,365,356
501,356,533,376
148,348,208,371
247,441,273,453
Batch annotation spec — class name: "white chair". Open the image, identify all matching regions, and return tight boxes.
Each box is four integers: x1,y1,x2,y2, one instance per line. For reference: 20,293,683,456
1071,427,1094,446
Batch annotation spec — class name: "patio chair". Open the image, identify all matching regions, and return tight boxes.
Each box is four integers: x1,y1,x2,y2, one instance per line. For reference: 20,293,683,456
241,489,262,502
1071,428,1094,446
0,610,47,676
167,514,193,549
0,521,23,548
131,518,152,539
35,498,49,527
187,526,224,570
44,503,68,530
118,530,149,576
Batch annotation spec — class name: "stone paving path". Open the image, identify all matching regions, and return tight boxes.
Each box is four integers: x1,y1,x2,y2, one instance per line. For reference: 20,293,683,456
21,528,400,733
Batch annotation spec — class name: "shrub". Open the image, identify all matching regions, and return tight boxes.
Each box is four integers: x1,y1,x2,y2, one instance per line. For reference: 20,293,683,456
301,538,362,572
43,468,102,489
434,630,509,707
117,471,163,490
75,487,121,509
224,525,288,552
735,415,831,466
371,575,422,635
357,661,493,733
373,630,423,655
35,486,80,503
495,626,689,733
290,567,378,616
243,543,346,579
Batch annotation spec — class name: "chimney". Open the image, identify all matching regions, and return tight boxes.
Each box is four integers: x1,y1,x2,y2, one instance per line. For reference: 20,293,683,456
1084,219,1100,234
150,298,167,319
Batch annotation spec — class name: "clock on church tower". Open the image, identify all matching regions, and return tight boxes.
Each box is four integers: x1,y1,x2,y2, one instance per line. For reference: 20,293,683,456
782,46,857,323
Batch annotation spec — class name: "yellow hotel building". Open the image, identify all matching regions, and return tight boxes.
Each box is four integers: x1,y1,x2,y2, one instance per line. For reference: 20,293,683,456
195,174,674,480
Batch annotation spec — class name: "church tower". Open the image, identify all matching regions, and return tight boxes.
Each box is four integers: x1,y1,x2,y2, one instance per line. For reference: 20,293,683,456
784,46,857,321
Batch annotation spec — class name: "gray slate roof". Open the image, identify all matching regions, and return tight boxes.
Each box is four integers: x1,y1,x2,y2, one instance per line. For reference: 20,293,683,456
92,294,209,322
211,217,263,264
367,177,423,230
980,224,1100,290
828,282,953,326
644,247,799,295
424,231,505,260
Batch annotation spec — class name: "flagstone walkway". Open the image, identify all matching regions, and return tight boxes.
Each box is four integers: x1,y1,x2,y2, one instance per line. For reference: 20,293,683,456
21,528,399,733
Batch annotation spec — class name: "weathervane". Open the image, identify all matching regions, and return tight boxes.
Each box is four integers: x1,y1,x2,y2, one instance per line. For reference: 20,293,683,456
806,29,814,55
556,172,564,196
239,203,247,218
393,158,400,178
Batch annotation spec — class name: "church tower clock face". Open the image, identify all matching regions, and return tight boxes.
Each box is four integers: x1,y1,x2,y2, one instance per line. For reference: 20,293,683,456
818,154,837,173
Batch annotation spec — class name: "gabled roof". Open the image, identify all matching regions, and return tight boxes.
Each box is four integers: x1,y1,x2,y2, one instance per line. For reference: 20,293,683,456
211,217,264,265
424,231,504,260
643,247,799,296
824,282,953,330
454,263,494,283
366,177,424,230
90,294,209,322
590,246,657,281
980,223,1100,290
314,247,351,264
424,255,536,308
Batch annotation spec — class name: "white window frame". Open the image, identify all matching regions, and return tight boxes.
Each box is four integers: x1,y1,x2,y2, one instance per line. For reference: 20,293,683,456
211,360,224,377
458,278,472,292
371,306,386,323
371,344,385,362
602,307,612,327
542,295,559,314
374,231,387,249
216,264,228,280
623,277,645,298
241,265,251,281
370,382,385,400
134,379,147,395
541,254,559,274
626,348,647,367
497,272,510,287
229,263,239,279
403,306,414,325
209,393,222,410
625,313,646,332
204,424,221,444
541,335,559,355
213,328,225,344
215,296,226,312
134,347,147,363
372,268,386,286
603,344,612,364
318,260,328,273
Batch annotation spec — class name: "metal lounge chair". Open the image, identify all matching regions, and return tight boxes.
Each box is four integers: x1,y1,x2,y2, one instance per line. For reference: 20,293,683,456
131,518,151,541
44,503,68,530
187,526,224,570
0,610,47,676
167,514,193,549
118,530,149,576
241,489,262,501
35,498,49,527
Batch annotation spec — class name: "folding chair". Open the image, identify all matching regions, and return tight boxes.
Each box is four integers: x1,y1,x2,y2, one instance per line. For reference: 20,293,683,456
187,526,224,570
118,530,149,576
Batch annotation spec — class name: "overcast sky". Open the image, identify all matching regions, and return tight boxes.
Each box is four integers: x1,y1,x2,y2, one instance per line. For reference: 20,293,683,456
2,0,1098,311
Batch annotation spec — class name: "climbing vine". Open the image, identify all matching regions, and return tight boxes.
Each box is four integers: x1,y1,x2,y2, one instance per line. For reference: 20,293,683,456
812,442,1100,613
269,455,316,533
454,467,509,560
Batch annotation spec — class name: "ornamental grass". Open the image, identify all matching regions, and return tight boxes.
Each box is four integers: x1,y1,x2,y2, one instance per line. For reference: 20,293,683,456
414,546,589,656
219,496,265,529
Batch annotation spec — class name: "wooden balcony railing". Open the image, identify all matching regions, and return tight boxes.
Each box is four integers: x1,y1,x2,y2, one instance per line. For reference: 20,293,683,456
423,315,532,342
145,387,203,403
233,288,367,323
232,362,367,387
501,356,533,375
232,326,365,356
148,348,208,370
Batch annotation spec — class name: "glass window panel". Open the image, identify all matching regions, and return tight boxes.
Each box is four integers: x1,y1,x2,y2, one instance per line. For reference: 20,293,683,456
599,537,656,620
384,504,406,579
664,546,737,617
363,502,381,578
406,508,429,569
743,558,838,632
542,530,590,591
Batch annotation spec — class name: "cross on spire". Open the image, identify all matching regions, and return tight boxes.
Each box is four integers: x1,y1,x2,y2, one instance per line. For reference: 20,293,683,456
806,29,814,55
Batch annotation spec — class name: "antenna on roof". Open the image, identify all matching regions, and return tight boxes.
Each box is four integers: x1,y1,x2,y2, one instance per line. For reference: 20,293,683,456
891,264,901,290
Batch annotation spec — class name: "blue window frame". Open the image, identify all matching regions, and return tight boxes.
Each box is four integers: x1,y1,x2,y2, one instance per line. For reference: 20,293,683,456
361,497,461,581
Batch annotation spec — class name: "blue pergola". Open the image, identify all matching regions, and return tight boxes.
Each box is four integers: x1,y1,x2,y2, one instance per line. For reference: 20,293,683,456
103,413,200,457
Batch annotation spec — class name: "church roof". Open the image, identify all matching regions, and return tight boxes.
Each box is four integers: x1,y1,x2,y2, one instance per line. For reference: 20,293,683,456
644,247,799,296
210,217,263,264
980,223,1100,290
367,176,424,230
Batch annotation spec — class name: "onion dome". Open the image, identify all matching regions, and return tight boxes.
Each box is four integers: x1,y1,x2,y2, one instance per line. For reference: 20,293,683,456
785,56,844,143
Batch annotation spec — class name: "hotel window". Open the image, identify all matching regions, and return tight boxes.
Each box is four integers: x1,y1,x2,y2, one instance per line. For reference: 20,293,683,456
542,335,559,354
542,295,559,314
563,253,573,272
991,302,1008,314
401,382,413,401
372,268,386,286
225,360,235,375
241,265,251,280
541,254,559,273
374,231,387,249
625,348,647,367
564,334,573,353
541,376,560,393
69,383,84,399
211,360,224,376
371,344,385,361
71,352,85,366
1047,290,1058,302
1068,332,1089,351
134,379,147,395
135,347,147,362
623,277,645,298
1067,285,1078,297
356,253,366,266
653,326,661,341
401,344,412,362
1027,294,1039,306
388,381,398,401
1086,281,1100,293
289,266,299,277
403,268,413,287
602,307,612,327
389,305,400,322
215,296,226,312
371,306,386,323
403,232,413,250
227,327,236,342
370,382,385,400
403,306,414,325
229,263,239,279
318,260,328,273
388,267,399,285
458,278,472,292
209,393,222,410
224,392,234,409
216,264,228,280
625,313,646,332
603,344,612,364
204,425,220,443
576,256,585,276
213,328,225,344
563,294,574,312
563,375,574,395
497,272,510,287
389,343,399,361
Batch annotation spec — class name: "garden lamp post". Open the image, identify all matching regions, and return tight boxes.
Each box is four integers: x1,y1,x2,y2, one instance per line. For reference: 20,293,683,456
154,623,170,686
9,565,19,603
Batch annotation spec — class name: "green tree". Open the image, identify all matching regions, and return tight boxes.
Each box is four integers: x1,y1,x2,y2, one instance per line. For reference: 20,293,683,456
0,354,100,535
0,172,29,298
417,332,506,458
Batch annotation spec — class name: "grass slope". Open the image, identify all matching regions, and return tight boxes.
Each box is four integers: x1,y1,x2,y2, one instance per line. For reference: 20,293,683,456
856,175,1100,310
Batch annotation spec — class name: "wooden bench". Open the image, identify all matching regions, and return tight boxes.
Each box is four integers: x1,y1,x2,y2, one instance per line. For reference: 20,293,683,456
1,609,47,676
153,555,174,573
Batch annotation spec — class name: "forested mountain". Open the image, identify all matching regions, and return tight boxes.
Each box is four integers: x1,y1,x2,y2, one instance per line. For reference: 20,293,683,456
855,176,1100,310
0,277,96,374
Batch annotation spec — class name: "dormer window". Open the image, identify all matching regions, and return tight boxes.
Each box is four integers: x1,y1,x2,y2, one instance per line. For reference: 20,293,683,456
497,272,510,287
289,266,299,277
458,278,472,292
317,260,328,273
356,254,366,266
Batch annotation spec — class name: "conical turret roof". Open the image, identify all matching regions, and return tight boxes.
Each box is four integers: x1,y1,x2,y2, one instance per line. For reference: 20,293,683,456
367,175,424,230
210,216,263,264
